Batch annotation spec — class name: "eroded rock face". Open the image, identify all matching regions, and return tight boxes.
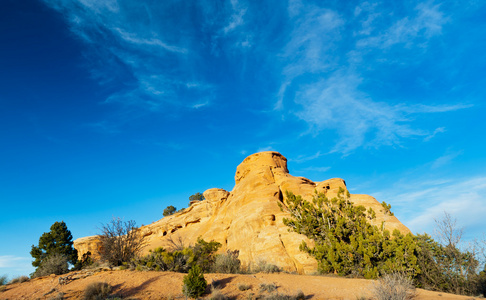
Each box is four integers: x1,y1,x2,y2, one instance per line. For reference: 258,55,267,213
74,151,410,274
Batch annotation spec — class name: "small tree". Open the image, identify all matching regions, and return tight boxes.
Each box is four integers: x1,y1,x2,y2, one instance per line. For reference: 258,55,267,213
163,205,177,217
30,221,78,274
99,217,146,266
183,264,207,299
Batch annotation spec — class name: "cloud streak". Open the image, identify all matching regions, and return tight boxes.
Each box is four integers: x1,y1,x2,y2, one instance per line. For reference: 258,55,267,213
43,0,472,153
374,176,486,239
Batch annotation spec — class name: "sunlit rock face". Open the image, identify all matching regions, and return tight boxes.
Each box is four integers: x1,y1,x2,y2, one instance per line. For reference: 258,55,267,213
74,151,410,274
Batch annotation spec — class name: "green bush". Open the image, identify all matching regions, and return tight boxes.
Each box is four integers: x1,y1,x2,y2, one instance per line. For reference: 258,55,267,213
133,238,222,273
281,189,419,279
0,275,7,285
83,282,111,300
183,265,207,299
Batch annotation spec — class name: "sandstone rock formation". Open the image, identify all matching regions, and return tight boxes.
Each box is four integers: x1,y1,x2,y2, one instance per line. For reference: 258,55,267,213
74,151,410,274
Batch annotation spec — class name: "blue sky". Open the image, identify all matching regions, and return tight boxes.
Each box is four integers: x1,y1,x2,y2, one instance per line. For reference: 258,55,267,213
1,0,485,277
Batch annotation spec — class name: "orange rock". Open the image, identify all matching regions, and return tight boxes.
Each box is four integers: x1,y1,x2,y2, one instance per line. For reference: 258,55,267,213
74,151,410,274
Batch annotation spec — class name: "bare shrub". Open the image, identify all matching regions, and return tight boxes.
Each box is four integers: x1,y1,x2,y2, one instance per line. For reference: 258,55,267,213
210,287,228,300
213,250,241,273
99,217,146,266
8,275,30,284
253,259,280,273
83,282,111,300
33,253,69,277
166,234,186,251
264,291,306,300
259,283,277,293
372,273,416,300
238,283,251,291
48,292,64,300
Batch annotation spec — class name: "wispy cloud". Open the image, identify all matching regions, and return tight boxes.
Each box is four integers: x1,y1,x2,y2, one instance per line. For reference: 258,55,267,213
356,2,447,48
275,1,468,154
0,255,31,268
374,176,486,238
43,0,213,112
431,150,463,169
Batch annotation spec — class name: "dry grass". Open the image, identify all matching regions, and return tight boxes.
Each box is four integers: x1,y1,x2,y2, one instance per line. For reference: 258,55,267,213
238,282,252,291
372,273,416,300
83,282,112,300
8,275,29,284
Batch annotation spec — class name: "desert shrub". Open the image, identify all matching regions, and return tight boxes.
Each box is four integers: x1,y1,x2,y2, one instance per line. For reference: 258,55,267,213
209,287,227,300
134,238,223,273
213,250,241,273
48,292,65,300
8,275,30,284
0,275,7,285
281,189,419,279
192,238,222,272
74,251,94,270
372,273,416,300
99,217,146,266
259,283,277,293
238,283,251,291
264,292,305,300
30,221,78,273
83,282,112,300
253,259,280,274
183,264,207,299
32,253,69,278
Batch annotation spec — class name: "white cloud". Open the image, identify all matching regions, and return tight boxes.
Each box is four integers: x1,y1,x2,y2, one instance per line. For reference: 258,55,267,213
424,127,446,142
356,2,447,48
293,71,426,153
43,0,212,112
0,255,31,268
431,150,463,169
223,0,247,34
374,176,486,239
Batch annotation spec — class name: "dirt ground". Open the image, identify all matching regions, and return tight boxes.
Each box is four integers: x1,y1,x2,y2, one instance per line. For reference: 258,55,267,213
0,269,480,300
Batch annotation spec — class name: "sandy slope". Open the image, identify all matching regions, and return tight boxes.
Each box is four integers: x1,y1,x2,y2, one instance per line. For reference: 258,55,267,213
0,269,479,300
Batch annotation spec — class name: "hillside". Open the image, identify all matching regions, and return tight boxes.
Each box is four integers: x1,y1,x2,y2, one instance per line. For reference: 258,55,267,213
0,268,477,300
74,151,411,274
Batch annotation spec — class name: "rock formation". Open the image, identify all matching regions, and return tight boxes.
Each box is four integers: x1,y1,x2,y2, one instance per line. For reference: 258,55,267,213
74,151,410,274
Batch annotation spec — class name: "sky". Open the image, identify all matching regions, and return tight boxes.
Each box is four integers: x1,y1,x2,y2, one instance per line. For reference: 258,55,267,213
1,0,485,278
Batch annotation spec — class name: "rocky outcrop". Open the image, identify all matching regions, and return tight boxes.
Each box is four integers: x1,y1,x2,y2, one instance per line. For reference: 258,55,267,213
74,151,410,274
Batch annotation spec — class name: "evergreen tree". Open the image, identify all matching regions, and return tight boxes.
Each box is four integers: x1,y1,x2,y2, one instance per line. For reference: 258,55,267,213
280,189,418,279
189,192,205,202
163,205,177,217
30,221,78,269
